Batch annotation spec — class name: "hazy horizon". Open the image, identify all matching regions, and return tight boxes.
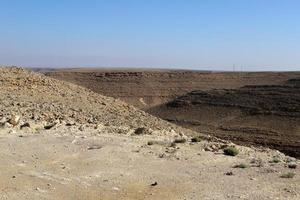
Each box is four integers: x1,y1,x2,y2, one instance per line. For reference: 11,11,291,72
1,1,300,71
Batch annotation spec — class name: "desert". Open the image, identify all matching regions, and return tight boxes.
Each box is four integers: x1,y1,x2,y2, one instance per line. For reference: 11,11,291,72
0,67,299,200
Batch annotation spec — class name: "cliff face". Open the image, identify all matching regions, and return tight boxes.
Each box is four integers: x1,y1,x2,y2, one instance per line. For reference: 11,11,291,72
45,69,300,109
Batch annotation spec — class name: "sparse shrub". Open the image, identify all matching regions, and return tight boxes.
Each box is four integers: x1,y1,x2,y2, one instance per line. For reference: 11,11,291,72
280,172,296,178
270,157,281,163
250,158,264,167
170,142,176,148
174,138,187,144
288,163,297,169
191,136,202,143
233,163,248,169
223,146,239,156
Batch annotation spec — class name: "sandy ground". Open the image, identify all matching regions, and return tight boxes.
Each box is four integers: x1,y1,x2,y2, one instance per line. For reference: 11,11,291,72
0,128,299,200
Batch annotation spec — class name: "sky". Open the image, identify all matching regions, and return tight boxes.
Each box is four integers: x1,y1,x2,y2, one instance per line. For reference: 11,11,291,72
0,0,300,71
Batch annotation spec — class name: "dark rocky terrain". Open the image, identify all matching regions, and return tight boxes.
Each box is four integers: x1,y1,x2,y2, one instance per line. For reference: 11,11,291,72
45,69,300,109
149,80,300,158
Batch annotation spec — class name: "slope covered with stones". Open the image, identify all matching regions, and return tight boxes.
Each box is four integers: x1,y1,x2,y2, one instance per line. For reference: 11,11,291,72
0,67,192,136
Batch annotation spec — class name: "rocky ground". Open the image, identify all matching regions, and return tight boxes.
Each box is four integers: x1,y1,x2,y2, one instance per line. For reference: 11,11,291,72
0,67,299,200
148,82,300,158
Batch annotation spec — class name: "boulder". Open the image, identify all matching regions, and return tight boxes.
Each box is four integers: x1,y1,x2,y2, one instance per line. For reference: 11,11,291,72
9,115,21,126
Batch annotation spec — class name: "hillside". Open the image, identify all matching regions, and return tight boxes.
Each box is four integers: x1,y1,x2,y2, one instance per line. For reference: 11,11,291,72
45,69,300,109
46,69,300,157
0,67,190,136
0,67,299,200
148,81,300,158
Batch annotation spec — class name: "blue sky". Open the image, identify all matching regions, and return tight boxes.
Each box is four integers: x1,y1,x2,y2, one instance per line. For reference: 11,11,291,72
0,0,300,71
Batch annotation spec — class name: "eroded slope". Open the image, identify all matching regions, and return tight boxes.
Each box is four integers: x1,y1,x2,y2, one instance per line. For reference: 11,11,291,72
148,81,300,157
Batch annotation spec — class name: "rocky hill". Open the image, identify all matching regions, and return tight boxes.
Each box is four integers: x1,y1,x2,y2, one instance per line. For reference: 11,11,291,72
45,69,300,109
0,67,192,136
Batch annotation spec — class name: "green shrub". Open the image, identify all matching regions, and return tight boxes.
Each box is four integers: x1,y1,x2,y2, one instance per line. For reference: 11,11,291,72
223,146,239,156
270,157,281,163
280,172,295,178
174,138,187,144
233,163,248,168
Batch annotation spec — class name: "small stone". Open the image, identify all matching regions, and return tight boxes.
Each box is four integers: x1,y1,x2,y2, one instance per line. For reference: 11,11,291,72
225,171,234,176
211,145,218,150
2,122,13,129
8,129,16,134
205,147,213,151
87,145,102,150
288,163,297,169
158,153,166,158
147,141,154,145
79,125,85,131
151,182,158,186
0,117,7,127
20,122,30,129
65,121,75,126
134,127,147,135
44,122,56,130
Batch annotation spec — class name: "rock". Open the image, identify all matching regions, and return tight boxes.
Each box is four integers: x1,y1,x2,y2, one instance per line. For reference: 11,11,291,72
225,171,234,176
20,122,30,129
158,153,166,158
191,136,202,143
134,127,148,135
1,122,13,129
79,125,85,131
9,115,20,126
288,163,297,169
8,129,16,134
211,145,218,151
0,117,7,124
65,121,76,126
44,122,57,130
205,146,213,152
87,145,103,150
150,182,158,186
